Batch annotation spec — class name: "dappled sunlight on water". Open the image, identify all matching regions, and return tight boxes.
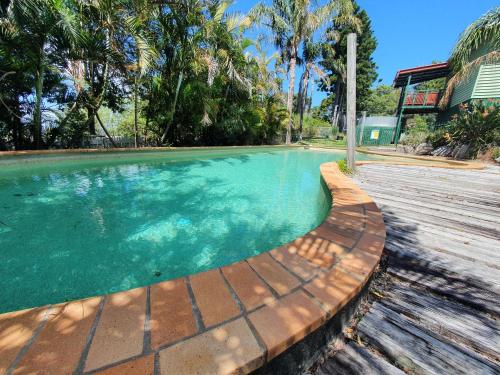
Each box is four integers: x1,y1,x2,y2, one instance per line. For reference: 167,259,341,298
0,148,374,312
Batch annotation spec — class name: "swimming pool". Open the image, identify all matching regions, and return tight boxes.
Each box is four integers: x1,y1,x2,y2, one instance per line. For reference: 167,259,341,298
0,147,375,312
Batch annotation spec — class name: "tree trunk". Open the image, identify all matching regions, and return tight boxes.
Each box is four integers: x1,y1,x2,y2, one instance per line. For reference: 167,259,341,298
331,81,342,130
161,70,183,144
12,101,21,149
134,68,139,148
96,111,117,148
298,67,310,141
87,107,96,135
286,51,297,144
33,51,44,149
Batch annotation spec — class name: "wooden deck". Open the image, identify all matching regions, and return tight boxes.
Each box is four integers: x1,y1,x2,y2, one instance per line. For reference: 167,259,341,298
314,164,500,375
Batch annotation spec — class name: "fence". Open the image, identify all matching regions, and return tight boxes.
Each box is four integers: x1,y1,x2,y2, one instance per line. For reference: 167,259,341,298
356,115,397,146
84,135,143,148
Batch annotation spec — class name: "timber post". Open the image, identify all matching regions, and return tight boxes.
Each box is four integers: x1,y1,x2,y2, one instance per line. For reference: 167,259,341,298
346,33,357,170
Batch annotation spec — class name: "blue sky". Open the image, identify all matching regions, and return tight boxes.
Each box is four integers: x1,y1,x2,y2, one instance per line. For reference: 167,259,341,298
231,0,499,106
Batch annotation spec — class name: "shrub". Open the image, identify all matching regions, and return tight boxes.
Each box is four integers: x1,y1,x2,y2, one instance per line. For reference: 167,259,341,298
427,127,449,148
399,131,429,146
337,158,353,175
443,103,499,157
492,147,500,160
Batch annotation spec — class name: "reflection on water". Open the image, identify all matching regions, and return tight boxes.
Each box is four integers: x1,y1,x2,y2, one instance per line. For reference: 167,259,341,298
0,149,369,312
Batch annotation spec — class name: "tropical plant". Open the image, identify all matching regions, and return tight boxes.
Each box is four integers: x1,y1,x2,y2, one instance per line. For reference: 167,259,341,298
446,103,500,156
251,0,355,144
297,40,329,140
0,0,78,148
124,0,157,147
320,0,373,128
441,7,500,107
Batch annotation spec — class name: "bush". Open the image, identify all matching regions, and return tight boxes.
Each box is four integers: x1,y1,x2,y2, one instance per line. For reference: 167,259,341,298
399,131,429,146
444,103,499,157
492,147,500,160
337,158,353,175
400,117,432,146
427,127,449,148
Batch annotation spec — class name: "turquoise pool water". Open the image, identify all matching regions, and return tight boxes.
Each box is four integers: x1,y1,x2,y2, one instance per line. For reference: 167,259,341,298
0,147,374,312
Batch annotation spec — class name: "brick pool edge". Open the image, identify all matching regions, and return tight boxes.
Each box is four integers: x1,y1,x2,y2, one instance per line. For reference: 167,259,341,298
0,162,385,375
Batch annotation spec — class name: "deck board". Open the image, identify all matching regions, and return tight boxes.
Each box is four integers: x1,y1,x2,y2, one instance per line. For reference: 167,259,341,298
314,164,500,375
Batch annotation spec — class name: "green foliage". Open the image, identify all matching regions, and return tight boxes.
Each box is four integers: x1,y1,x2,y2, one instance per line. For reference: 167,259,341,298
492,147,500,159
427,128,449,148
401,103,500,156
320,1,378,115
0,0,291,149
399,131,429,147
293,114,330,129
400,115,436,147
442,8,500,107
337,158,353,174
364,85,399,115
0,0,348,150
445,103,500,156
306,137,346,148
448,7,500,75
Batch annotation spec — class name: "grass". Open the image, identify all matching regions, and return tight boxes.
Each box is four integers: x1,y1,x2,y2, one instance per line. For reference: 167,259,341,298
337,158,354,175
302,137,347,148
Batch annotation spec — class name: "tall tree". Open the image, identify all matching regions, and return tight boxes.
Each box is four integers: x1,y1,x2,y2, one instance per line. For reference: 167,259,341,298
320,1,376,128
252,0,354,144
364,85,399,116
124,0,157,147
297,40,328,140
1,0,78,148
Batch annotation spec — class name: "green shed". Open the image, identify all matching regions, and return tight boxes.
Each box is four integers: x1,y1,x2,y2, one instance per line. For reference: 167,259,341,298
356,116,397,146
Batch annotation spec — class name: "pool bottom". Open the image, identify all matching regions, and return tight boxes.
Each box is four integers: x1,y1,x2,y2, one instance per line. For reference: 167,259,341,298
0,148,376,313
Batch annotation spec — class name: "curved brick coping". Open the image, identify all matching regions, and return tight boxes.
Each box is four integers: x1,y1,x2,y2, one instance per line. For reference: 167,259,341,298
0,162,385,375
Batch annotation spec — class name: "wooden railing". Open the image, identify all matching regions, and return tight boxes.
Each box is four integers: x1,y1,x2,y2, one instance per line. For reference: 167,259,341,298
404,90,442,107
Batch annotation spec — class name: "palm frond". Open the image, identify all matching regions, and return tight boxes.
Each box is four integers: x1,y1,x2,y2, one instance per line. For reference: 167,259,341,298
440,49,500,108
449,7,500,74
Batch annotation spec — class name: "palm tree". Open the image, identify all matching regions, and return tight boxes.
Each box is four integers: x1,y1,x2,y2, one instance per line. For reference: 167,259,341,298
159,0,252,141
251,0,354,144
441,7,500,107
252,39,281,99
297,40,329,140
0,0,78,148
124,0,157,147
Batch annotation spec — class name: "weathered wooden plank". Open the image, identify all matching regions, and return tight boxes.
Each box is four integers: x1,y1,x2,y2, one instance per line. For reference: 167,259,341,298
316,342,405,375
357,303,500,375
384,223,500,264
375,201,500,239
384,239,500,288
381,285,500,361
387,258,500,315
313,164,500,375
367,190,500,220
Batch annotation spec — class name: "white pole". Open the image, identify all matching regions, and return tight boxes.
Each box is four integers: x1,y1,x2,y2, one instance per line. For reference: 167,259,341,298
359,111,367,146
346,33,357,170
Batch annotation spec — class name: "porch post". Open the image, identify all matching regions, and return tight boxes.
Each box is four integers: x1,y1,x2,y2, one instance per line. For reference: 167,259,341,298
346,33,357,170
394,74,411,144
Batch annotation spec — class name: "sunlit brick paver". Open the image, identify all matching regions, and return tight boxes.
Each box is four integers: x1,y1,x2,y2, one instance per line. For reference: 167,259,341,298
0,162,385,374
93,354,154,375
221,261,275,311
150,278,198,349
14,298,101,375
84,288,146,372
0,307,47,374
248,290,326,359
247,253,301,295
190,269,241,328
158,318,264,375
